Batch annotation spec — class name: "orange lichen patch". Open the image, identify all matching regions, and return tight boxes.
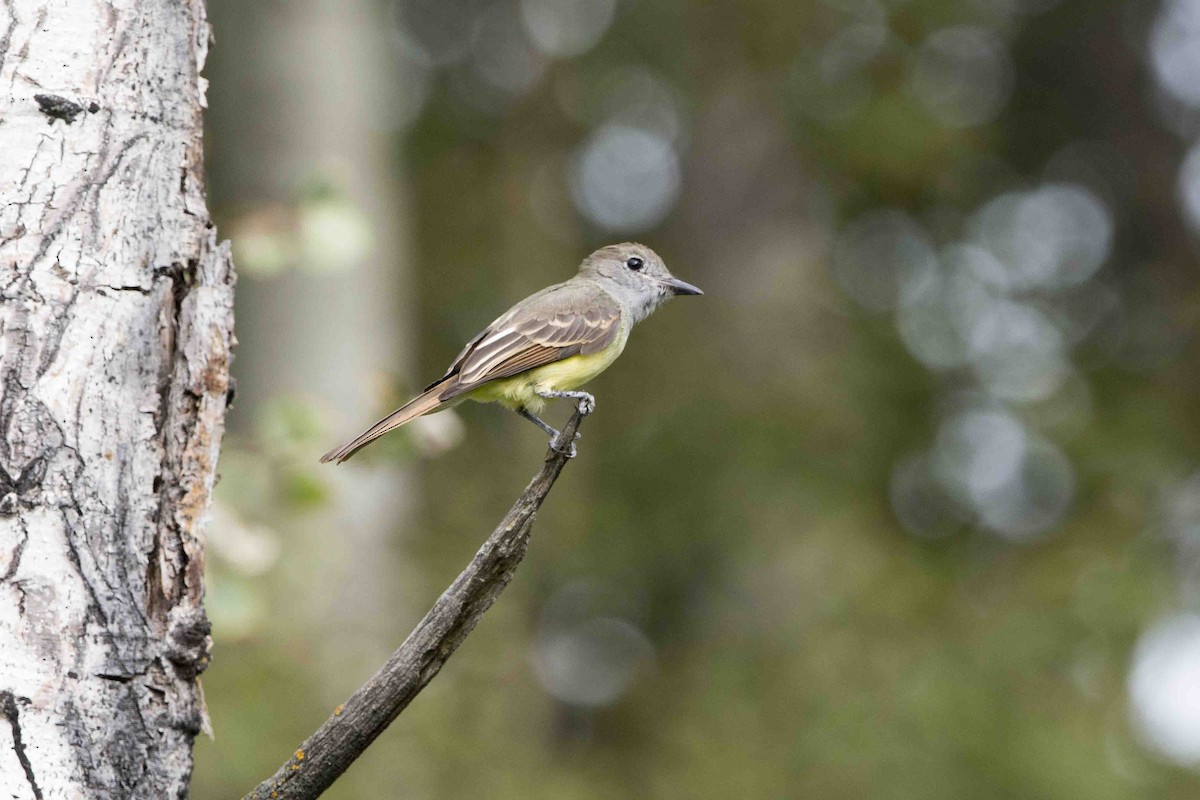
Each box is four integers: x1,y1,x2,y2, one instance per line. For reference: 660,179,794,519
295,749,305,761
333,704,344,716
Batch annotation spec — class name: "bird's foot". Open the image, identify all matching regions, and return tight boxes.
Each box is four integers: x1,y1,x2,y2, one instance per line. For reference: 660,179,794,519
537,389,596,417
550,430,582,458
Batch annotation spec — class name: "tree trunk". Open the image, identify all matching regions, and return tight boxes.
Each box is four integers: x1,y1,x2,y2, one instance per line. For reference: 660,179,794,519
0,1,234,798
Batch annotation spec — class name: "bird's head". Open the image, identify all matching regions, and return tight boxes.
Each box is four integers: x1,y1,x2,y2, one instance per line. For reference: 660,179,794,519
579,242,702,321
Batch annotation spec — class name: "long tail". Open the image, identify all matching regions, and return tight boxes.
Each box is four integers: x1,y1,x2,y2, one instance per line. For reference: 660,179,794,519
320,384,449,464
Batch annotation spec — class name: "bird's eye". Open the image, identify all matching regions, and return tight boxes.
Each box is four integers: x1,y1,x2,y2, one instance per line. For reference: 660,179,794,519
626,256,644,271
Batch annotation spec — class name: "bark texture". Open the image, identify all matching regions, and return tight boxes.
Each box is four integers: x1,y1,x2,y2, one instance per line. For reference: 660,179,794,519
0,1,234,798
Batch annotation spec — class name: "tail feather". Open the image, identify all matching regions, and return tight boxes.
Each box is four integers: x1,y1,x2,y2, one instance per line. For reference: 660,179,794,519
320,384,449,464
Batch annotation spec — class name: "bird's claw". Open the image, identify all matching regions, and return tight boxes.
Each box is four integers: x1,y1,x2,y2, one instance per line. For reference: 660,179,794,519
551,441,578,458
533,389,596,417
550,431,582,458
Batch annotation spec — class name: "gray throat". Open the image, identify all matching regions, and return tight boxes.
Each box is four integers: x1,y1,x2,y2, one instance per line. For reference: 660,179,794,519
627,286,669,325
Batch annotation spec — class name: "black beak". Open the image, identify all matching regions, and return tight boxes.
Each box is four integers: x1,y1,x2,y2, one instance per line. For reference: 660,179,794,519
661,276,703,296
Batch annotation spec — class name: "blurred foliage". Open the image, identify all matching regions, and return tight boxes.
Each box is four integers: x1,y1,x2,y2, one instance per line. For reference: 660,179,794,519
196,0,1200,798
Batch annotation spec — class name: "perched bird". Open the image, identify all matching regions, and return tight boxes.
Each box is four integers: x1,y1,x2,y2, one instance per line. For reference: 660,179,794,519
320,243,702,464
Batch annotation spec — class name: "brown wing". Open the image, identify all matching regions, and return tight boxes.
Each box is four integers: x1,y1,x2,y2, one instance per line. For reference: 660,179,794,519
434,281,623,401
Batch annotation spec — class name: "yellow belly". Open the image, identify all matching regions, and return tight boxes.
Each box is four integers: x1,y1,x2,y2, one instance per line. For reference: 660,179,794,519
464,334,628,413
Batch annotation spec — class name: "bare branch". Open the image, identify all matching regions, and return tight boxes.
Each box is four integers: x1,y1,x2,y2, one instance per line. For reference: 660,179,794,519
243,412,586,800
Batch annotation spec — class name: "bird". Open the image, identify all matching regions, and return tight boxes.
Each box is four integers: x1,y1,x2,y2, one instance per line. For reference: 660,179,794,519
319,243,702,464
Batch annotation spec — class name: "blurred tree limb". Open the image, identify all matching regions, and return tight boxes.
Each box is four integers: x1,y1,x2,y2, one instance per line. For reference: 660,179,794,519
243,412,585,800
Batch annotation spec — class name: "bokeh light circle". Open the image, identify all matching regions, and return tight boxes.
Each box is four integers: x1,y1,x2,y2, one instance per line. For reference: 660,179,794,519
1180,141,1200,234
1130,614,1200,767
910,26,1014,129
1151,0,1200,111
532,617,654,708
969,184,1113,291
520,0,617,58
930,406,1074,541
569,124,681,232
833,210,938,311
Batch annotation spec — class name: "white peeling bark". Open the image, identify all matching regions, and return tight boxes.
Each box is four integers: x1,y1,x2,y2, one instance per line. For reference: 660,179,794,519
0,1,234,798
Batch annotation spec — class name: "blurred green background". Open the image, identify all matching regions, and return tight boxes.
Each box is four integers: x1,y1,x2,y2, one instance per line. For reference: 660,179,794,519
195,0,1200,797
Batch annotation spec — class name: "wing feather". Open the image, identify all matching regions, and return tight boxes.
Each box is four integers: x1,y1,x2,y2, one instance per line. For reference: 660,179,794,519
438,283,622,399
480,344,563,378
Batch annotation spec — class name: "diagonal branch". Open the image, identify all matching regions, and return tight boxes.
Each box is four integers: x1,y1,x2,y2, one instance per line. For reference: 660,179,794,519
243,412,586,800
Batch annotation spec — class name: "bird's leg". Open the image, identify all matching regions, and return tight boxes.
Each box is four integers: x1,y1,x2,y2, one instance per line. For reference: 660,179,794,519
535,389,596,416
515,407,558,437
515,407,579,458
